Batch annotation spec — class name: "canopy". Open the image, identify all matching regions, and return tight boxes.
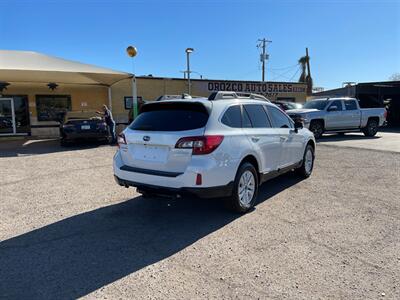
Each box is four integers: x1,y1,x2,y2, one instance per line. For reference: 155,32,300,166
0,50,132,86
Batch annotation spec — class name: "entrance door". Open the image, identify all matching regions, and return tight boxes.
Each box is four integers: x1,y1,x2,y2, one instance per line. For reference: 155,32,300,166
0,98,16,135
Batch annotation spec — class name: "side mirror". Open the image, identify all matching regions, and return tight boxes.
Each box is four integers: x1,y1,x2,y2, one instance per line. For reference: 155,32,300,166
328,105,338,112
294,120,303,133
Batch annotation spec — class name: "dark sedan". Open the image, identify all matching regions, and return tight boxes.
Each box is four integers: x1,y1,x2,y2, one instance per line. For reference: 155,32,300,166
60,112,109,146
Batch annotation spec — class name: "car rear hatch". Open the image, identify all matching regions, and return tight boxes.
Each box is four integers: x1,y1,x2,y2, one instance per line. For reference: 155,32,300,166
120,101,211,174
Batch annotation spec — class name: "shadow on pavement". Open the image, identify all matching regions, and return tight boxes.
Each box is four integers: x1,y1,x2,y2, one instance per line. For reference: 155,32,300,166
317,133,381,143
380,126,400,133
0,138,113,157
0,173,303,299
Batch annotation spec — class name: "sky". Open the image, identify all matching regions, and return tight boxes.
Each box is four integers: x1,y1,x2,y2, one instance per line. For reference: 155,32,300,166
0,0,399,89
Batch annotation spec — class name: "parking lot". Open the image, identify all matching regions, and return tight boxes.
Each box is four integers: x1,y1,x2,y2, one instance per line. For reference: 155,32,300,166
0,136,399,299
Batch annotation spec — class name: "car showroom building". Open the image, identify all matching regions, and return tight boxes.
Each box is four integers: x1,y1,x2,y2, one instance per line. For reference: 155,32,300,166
0,50,308,137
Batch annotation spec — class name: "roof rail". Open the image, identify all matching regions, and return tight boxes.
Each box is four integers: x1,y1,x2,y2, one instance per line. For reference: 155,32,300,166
208,91,270,102
236,92,270,102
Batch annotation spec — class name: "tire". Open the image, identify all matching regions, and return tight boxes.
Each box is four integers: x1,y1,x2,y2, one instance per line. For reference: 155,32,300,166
309,121,324,139
362,119,378,137
295,144,315,178
227,162,258,213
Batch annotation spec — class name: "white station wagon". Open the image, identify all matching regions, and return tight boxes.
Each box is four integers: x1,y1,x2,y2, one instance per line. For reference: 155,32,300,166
114,92,316,212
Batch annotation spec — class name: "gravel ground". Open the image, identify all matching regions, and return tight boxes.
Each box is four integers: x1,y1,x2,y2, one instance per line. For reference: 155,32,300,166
0,140,399,299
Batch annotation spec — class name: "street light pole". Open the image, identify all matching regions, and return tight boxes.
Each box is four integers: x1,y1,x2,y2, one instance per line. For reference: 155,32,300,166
185,48,194,94
126,46,138,120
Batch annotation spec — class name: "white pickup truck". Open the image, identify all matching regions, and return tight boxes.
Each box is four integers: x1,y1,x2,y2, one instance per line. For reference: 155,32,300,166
286,97,387,138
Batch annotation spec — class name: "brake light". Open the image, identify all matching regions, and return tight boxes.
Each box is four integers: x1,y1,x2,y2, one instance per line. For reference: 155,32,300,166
117,133,127,147
384,109,388,120
175,135,224,155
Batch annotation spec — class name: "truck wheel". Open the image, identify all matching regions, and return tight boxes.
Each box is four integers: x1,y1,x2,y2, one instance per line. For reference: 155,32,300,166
295,144,315,178
227,162,258,213
309,121,324,138
363,119,378,137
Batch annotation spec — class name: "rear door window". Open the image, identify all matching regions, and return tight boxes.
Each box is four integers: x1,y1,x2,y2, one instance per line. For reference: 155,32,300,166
221,105,241,128
344,100,358,110
243,104,272,128
241,106,253,128
267,106,293,128
130,102,209,131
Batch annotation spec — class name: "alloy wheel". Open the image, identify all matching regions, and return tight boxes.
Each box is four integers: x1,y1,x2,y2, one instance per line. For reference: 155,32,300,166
238,170,255,207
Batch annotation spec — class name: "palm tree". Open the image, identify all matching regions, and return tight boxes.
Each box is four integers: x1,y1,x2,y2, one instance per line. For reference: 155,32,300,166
298,55,313,94
298,56,308,83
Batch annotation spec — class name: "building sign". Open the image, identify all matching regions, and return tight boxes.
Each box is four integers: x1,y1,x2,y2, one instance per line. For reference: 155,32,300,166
194,80,307,99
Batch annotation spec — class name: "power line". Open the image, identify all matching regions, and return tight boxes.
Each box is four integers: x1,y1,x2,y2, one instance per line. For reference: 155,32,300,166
269,64,299,71
270,64,299,81
289,67,301,82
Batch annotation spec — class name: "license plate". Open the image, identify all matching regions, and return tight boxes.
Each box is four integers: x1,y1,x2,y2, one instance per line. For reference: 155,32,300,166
133,145,168,162
81,125,91,130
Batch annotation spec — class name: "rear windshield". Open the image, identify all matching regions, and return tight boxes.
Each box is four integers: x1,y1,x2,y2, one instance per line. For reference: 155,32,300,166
130,102,209,131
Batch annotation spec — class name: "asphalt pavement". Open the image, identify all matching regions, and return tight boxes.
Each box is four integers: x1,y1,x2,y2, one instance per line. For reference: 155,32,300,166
0,139,399,299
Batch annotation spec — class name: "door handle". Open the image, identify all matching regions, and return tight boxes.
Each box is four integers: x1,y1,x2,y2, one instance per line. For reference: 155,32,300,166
251,136,260,142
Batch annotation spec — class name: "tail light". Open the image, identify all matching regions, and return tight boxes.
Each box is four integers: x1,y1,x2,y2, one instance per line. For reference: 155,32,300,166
384,109,388,120
117,133,127,147
175,135,224,155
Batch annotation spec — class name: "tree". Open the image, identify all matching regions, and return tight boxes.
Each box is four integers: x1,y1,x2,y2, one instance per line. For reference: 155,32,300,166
298,54,313,95
389,73,400,81
298,56,308,83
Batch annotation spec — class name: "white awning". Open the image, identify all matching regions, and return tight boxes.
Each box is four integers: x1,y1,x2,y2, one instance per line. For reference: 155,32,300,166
0,50,132,86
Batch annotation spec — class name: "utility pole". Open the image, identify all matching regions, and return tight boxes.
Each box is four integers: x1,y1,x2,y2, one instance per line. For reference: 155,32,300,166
257,38,272,81
305,47,312,95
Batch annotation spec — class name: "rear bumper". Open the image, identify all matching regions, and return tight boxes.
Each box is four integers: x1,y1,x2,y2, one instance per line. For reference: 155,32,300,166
113,148,238,189
114,175,233,198
62,131,108,140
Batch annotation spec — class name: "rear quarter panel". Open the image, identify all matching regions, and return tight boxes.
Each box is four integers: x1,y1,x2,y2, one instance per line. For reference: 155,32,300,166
360,108,386,127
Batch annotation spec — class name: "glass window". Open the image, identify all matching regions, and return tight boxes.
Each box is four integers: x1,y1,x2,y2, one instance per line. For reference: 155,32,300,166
328,100,343,111
14,96,30,133
130,102,209,131
36,95,71,122
267,106,293,128
303,100,328,110
221,105,241,128
344,100,358,110
243,104,271,128
242,106,253,128
124,96,144,110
